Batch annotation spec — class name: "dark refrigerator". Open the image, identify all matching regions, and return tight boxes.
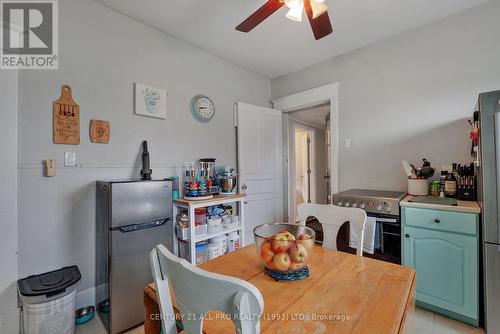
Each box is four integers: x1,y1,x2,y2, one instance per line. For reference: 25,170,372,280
477,90,500,333
96,180,174,334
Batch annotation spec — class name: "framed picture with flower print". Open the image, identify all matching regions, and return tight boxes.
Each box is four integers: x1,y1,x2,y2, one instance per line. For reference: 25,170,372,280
134,83,167,119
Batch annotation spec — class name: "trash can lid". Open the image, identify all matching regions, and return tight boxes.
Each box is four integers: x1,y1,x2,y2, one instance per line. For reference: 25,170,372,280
17,265,81,297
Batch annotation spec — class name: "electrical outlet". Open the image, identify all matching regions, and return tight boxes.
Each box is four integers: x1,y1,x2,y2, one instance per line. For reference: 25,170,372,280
64,152,77,167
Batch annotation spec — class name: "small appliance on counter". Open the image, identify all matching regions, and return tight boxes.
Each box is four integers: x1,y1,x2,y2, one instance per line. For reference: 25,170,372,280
215,166,238,195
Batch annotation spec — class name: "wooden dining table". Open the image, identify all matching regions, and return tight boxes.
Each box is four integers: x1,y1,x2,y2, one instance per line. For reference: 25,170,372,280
147,245,416,334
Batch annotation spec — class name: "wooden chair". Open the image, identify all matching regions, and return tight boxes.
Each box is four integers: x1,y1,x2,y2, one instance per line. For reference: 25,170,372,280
297,203,367,256
150,244,264,334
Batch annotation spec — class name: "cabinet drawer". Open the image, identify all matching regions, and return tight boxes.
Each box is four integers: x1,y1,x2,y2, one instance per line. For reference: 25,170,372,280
403,207,478,236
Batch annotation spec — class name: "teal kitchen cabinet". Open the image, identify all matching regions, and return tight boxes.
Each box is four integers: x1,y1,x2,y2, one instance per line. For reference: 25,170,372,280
401,206,479,326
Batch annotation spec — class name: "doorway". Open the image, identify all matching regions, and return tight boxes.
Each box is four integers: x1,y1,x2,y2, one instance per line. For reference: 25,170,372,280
272,82,340,224
287,104,330,223
294,127,314,206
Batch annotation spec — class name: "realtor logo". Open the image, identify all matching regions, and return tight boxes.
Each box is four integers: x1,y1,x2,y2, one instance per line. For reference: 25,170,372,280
1,0,58,69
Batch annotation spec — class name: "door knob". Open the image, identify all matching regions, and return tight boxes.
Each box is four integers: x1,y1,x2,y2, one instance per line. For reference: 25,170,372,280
405,234,410,238
434,219,440,224
241,184,248,191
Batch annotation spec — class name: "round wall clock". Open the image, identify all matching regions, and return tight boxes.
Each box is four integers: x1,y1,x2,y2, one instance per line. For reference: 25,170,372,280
190,95,215,122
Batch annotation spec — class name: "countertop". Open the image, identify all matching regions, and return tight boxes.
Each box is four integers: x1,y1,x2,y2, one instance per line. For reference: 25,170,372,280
400,195,481,214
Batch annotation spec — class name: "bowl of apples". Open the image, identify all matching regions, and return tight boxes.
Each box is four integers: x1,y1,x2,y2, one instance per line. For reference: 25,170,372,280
254,223,316,276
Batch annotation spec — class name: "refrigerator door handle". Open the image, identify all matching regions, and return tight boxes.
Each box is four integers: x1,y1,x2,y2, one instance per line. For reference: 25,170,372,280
495,111,500,244
114,218,172,233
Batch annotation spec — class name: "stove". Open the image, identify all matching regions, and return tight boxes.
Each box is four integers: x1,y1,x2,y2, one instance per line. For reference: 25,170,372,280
329,189,407,264
332,189,407,216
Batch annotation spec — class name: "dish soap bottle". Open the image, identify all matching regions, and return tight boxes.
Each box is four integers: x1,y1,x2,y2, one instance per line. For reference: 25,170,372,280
444,171,457,198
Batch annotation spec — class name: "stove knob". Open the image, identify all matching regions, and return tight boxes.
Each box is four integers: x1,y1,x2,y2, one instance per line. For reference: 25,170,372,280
351,203,358,208
359,203,365,209
337,201,343,207
385,206,392,213
376,204,382,211
344,202,350,207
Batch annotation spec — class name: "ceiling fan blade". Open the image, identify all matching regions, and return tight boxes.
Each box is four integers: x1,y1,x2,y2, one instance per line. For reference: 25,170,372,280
235,0,285,33
304,0,333,40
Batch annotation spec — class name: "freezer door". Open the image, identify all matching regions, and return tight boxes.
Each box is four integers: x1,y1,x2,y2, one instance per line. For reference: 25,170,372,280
111,181,172,227
479,92,500,244
110,219,173,334
485,243,500,333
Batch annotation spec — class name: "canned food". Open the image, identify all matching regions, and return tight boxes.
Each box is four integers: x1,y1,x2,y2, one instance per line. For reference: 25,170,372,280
430,181,441,197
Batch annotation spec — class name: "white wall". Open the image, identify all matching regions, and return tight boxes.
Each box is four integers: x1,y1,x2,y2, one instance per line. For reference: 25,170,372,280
272,1,500,191
0,70,19,333
17,0,270,308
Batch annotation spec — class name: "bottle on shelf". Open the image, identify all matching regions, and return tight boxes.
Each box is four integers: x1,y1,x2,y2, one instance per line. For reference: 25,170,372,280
452,163,459,179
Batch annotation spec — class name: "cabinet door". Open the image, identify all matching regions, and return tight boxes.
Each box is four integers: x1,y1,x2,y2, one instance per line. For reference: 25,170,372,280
403,226,478,319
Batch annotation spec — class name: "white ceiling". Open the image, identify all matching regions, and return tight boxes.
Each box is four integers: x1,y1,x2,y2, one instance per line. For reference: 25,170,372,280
95,0,488,78
290,104,330,128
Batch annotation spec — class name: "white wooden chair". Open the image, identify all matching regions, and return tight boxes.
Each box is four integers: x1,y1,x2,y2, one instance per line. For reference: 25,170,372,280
150,244,264,334
297,203,367,256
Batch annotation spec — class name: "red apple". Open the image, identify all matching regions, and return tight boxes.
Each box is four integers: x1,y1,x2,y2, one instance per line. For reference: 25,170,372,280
265,258,278,271
288,243,309,263
272,252,291,271
297,233,315,253
271,231,296,253
260,241,274,263
289,262,306,271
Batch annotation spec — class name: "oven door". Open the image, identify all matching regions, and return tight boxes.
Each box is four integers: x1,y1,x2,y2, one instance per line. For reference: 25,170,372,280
369,214,401,264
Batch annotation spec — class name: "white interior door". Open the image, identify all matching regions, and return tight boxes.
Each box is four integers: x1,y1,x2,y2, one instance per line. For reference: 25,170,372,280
236,103,283,244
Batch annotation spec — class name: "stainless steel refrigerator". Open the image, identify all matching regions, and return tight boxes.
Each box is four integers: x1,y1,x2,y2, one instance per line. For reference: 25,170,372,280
477,90,500,333
96,180,173,334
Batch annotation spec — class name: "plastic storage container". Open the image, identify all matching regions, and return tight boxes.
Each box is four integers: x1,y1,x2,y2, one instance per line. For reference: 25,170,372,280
179,240,209,264
208,242,223,260
221,215,231,229
195,223,208,236
17,266,81,334
227,232,241,253
195,243,209,265
207,217,223,234
209,235,228,255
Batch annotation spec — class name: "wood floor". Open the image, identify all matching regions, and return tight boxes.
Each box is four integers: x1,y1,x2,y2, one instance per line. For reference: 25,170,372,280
76,307,485,334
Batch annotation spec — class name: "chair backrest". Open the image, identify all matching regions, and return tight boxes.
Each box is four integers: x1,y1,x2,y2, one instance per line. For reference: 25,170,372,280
150,244,264,334
297,203,367,256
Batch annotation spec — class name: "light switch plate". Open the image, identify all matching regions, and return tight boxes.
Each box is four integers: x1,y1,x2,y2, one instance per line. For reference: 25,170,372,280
64,152,77,167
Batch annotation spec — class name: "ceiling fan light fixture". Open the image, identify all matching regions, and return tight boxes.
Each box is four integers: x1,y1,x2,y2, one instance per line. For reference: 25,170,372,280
285,1,304,21
310,0,328,19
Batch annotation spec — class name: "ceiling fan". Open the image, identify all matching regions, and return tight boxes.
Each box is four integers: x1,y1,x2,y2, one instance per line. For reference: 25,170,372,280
236,0,333,40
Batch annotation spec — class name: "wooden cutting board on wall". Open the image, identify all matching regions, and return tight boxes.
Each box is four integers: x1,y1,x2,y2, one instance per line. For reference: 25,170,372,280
53,85,80,145
90,119,110,144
